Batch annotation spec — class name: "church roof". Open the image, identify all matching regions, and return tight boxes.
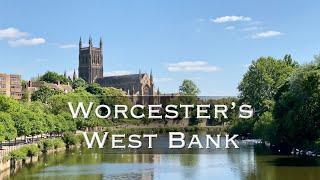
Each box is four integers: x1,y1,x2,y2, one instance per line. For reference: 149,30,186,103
96,73,146,90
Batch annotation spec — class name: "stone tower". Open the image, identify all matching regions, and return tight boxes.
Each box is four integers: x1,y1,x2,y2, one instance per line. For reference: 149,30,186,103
78,36,103,83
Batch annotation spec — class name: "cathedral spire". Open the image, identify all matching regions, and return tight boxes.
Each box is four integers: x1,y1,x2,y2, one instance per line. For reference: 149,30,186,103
79,37,82,49
139,69,142,79
99,37,103,50
64,70,67,78
150,69,153,81
89,36,93,47
73,69,77,81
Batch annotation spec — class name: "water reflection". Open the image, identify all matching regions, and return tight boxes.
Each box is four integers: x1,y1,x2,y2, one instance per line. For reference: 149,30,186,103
8,145,320,180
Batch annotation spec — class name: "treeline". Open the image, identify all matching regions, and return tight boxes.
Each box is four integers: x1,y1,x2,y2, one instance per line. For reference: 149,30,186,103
230,54,320,152
0,72,132,143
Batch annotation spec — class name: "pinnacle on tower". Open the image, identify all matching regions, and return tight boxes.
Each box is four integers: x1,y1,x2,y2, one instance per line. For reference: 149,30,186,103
73,69,77,81
64,70,67,78
150,69,153,81
89,36,93,46
79,37,82,49
99,37,103,49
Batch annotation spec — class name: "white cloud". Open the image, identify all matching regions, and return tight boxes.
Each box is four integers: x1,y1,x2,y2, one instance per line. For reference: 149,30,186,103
241,26,259,31
104,70,132,76
154,77,173,83
0,27,28,39
59,44,77,49
252,31,283,39
225,26,235,30
211,16,251,23
167,61,219,72
8,38,45,47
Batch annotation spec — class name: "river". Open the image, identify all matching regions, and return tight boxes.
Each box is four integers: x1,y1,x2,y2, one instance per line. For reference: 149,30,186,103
7,137,320,180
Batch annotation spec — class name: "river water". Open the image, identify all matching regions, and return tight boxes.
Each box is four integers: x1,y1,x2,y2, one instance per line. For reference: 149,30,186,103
8,138,320,180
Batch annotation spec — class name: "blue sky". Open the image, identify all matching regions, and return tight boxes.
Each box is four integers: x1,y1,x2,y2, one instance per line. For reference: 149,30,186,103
0,0,319,96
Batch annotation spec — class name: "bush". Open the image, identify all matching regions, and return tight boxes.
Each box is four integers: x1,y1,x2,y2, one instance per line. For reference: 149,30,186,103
38,138,64,151
10,144,40,160
62,132,78,147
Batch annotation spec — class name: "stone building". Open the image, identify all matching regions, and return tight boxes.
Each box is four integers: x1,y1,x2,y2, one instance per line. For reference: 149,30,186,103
0,73,22,100
23,80,73,101
78,37,103,83
78,37,159,104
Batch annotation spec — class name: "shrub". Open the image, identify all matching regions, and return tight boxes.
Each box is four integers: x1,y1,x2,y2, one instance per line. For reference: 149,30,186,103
62,132,78,147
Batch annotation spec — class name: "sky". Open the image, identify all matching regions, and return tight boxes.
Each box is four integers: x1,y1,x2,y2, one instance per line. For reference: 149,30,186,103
0,0,319,96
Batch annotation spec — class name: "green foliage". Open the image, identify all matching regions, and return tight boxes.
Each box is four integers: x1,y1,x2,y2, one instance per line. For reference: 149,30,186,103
253,112,277,142
72,78,87,89
86,83,104,95
31,86,61,103
38,138,64,151
62,132,78,147
274,62,320,148
9,144,40,160
39,71,70,84
0,112,17,141
179,80,200,96
238,56,297,115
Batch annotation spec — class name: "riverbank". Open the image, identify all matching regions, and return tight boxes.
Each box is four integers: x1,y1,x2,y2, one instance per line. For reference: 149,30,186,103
0,133,83,180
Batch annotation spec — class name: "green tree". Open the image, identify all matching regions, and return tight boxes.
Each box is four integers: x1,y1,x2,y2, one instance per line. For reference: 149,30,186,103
0,112,17,141
274,61,320,148
179,80,200,96
238,56,297,116
253,111,277,142
86,83,104,95
31,86,61,103
72,78,87,89
39,71,70,84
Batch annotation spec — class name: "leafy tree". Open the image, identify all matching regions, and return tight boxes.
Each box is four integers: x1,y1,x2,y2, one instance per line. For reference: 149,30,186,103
72,78,87,89
253,111,277,142
274,62,320,148
39,71,70,84
31,86,61,103
0,112,17,141
86,83,104,95
238,56,297,116
179,80,200,96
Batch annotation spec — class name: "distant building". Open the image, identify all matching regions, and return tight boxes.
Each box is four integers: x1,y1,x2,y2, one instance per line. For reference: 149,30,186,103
78,37,159,104
24,81,73,101
0,73,22,100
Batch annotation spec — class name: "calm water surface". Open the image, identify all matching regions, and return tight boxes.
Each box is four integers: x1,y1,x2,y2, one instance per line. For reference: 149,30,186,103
8,140,320,180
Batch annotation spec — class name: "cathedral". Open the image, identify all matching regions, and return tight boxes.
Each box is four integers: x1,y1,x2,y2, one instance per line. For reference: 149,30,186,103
78,37,159,104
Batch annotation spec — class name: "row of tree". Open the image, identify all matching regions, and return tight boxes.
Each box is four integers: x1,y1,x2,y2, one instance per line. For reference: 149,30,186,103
232,54,320,151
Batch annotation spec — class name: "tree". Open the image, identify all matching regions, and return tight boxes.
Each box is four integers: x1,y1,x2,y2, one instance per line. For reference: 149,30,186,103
179,80,200,96
39,71,70,84
274,61,320,149
86,83,104,95
0,112,17,141
72,78,87,89
253,111,277,142
238,56,297,116
31,86,61,103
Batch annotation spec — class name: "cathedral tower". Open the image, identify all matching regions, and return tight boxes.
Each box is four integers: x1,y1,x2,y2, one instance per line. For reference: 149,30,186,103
78,36,103,83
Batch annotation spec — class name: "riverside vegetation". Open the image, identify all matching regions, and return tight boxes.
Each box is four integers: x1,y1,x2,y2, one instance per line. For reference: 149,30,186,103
1,54,320,157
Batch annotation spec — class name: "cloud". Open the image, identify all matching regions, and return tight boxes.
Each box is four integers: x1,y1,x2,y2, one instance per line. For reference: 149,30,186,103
59,44,77,49
0,27,28,39
154,77,173,83
167,61,219,72
104,70,132,76
252,31,283,39
35,58,48,62
241,26,259,31
225,26,235,30
8,38,45,47
211,16,251,23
